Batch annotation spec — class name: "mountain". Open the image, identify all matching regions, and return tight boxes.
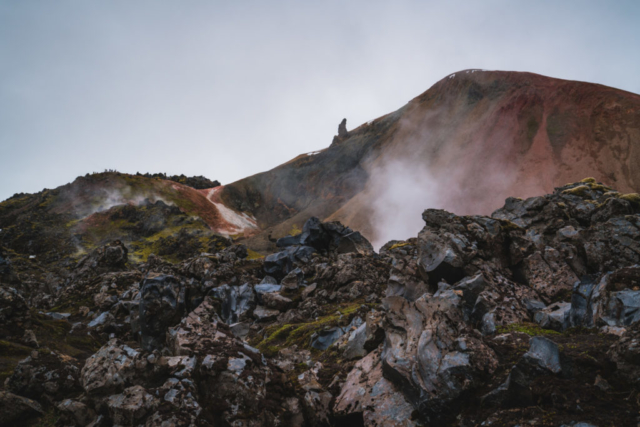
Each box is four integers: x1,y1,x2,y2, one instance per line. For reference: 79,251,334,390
221,69,640,249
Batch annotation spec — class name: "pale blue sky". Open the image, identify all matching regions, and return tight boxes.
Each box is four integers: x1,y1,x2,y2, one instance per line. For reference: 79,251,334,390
1,0,639,201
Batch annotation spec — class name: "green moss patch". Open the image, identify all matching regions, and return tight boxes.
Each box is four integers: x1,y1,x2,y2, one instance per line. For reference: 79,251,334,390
253,302,371,357
497,322,561,337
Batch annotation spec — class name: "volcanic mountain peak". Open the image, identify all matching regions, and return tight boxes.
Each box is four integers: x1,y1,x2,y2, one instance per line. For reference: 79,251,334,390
219,69,640,250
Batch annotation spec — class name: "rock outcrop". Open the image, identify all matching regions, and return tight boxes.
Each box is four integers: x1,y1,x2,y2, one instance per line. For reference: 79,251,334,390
1,181,640,426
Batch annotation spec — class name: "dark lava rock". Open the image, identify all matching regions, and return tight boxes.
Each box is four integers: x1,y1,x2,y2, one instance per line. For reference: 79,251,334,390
139,274,185,351
0,391,43,425
311,326,347,350
264,245,316,277
6,350,82,402
209,283,254,324
484,336,562,407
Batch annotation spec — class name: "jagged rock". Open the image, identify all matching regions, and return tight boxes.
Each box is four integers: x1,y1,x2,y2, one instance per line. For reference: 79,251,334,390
304,390,333,426
262,292,293,311
381,291,498,423
166,297,226,356
230,321,251,339
88,311,115,329
302,282,317,299
58,399,96,427
283,217,375,255
209,283,254,324
6,349,81,402
253,305,280,321
342,311,385,360
281,267,304,290
342,322,367,359
106,385,159,426
276,234,301,248
73,241,128,279
311,327,347,350
483,336,562,407
417,210,477,285
521,248,578,302
534,302,571,331
264,245,316,277
254,277,281,304
334,349,416,426
0,391,43,425
338,118,348,137
572,266,640,328
139,274,185,351
524,298,547,315
166,300,301,425
80,339,144,395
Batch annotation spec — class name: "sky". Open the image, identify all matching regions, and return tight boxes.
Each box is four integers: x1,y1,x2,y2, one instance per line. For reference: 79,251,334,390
1,0,639,202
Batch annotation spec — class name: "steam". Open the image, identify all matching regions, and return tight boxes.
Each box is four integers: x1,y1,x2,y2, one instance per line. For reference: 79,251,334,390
366,113,550,250
368,160,440,248
92,187,174,215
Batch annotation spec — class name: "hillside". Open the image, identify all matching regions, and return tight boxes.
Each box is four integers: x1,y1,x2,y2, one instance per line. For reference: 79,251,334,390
221,70,640,249
0,172,258,265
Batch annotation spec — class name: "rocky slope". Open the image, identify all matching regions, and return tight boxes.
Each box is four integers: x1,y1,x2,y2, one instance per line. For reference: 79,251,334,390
2,178,640,426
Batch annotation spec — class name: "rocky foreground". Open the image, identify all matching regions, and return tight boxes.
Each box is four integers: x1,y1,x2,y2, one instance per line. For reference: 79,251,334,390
2,178,640,426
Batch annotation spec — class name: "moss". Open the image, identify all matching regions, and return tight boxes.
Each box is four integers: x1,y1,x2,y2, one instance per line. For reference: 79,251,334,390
562,185,591,198
498,219,522,232
389,242,411,250
619,193,640,208
246,248,264,260
254,302,371,354
289,224,302,236
580,177,597,184
496,322,561,336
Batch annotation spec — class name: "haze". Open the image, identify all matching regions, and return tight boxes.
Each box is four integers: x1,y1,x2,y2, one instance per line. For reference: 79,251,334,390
1,0,639,202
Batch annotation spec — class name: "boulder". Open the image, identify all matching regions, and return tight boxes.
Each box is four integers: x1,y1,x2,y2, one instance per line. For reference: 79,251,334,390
6,349,81,402
534,302,571,331
57,399,96,427
334,349,416,426
139,274,185,351
80,339,143,395
264,245,316,277
521,248,578,302
0,391,43,425
381,291,498,423
483,336,562,407
262,292,292,311
253,305,280,321
106,385,159,426
209,283,254,324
